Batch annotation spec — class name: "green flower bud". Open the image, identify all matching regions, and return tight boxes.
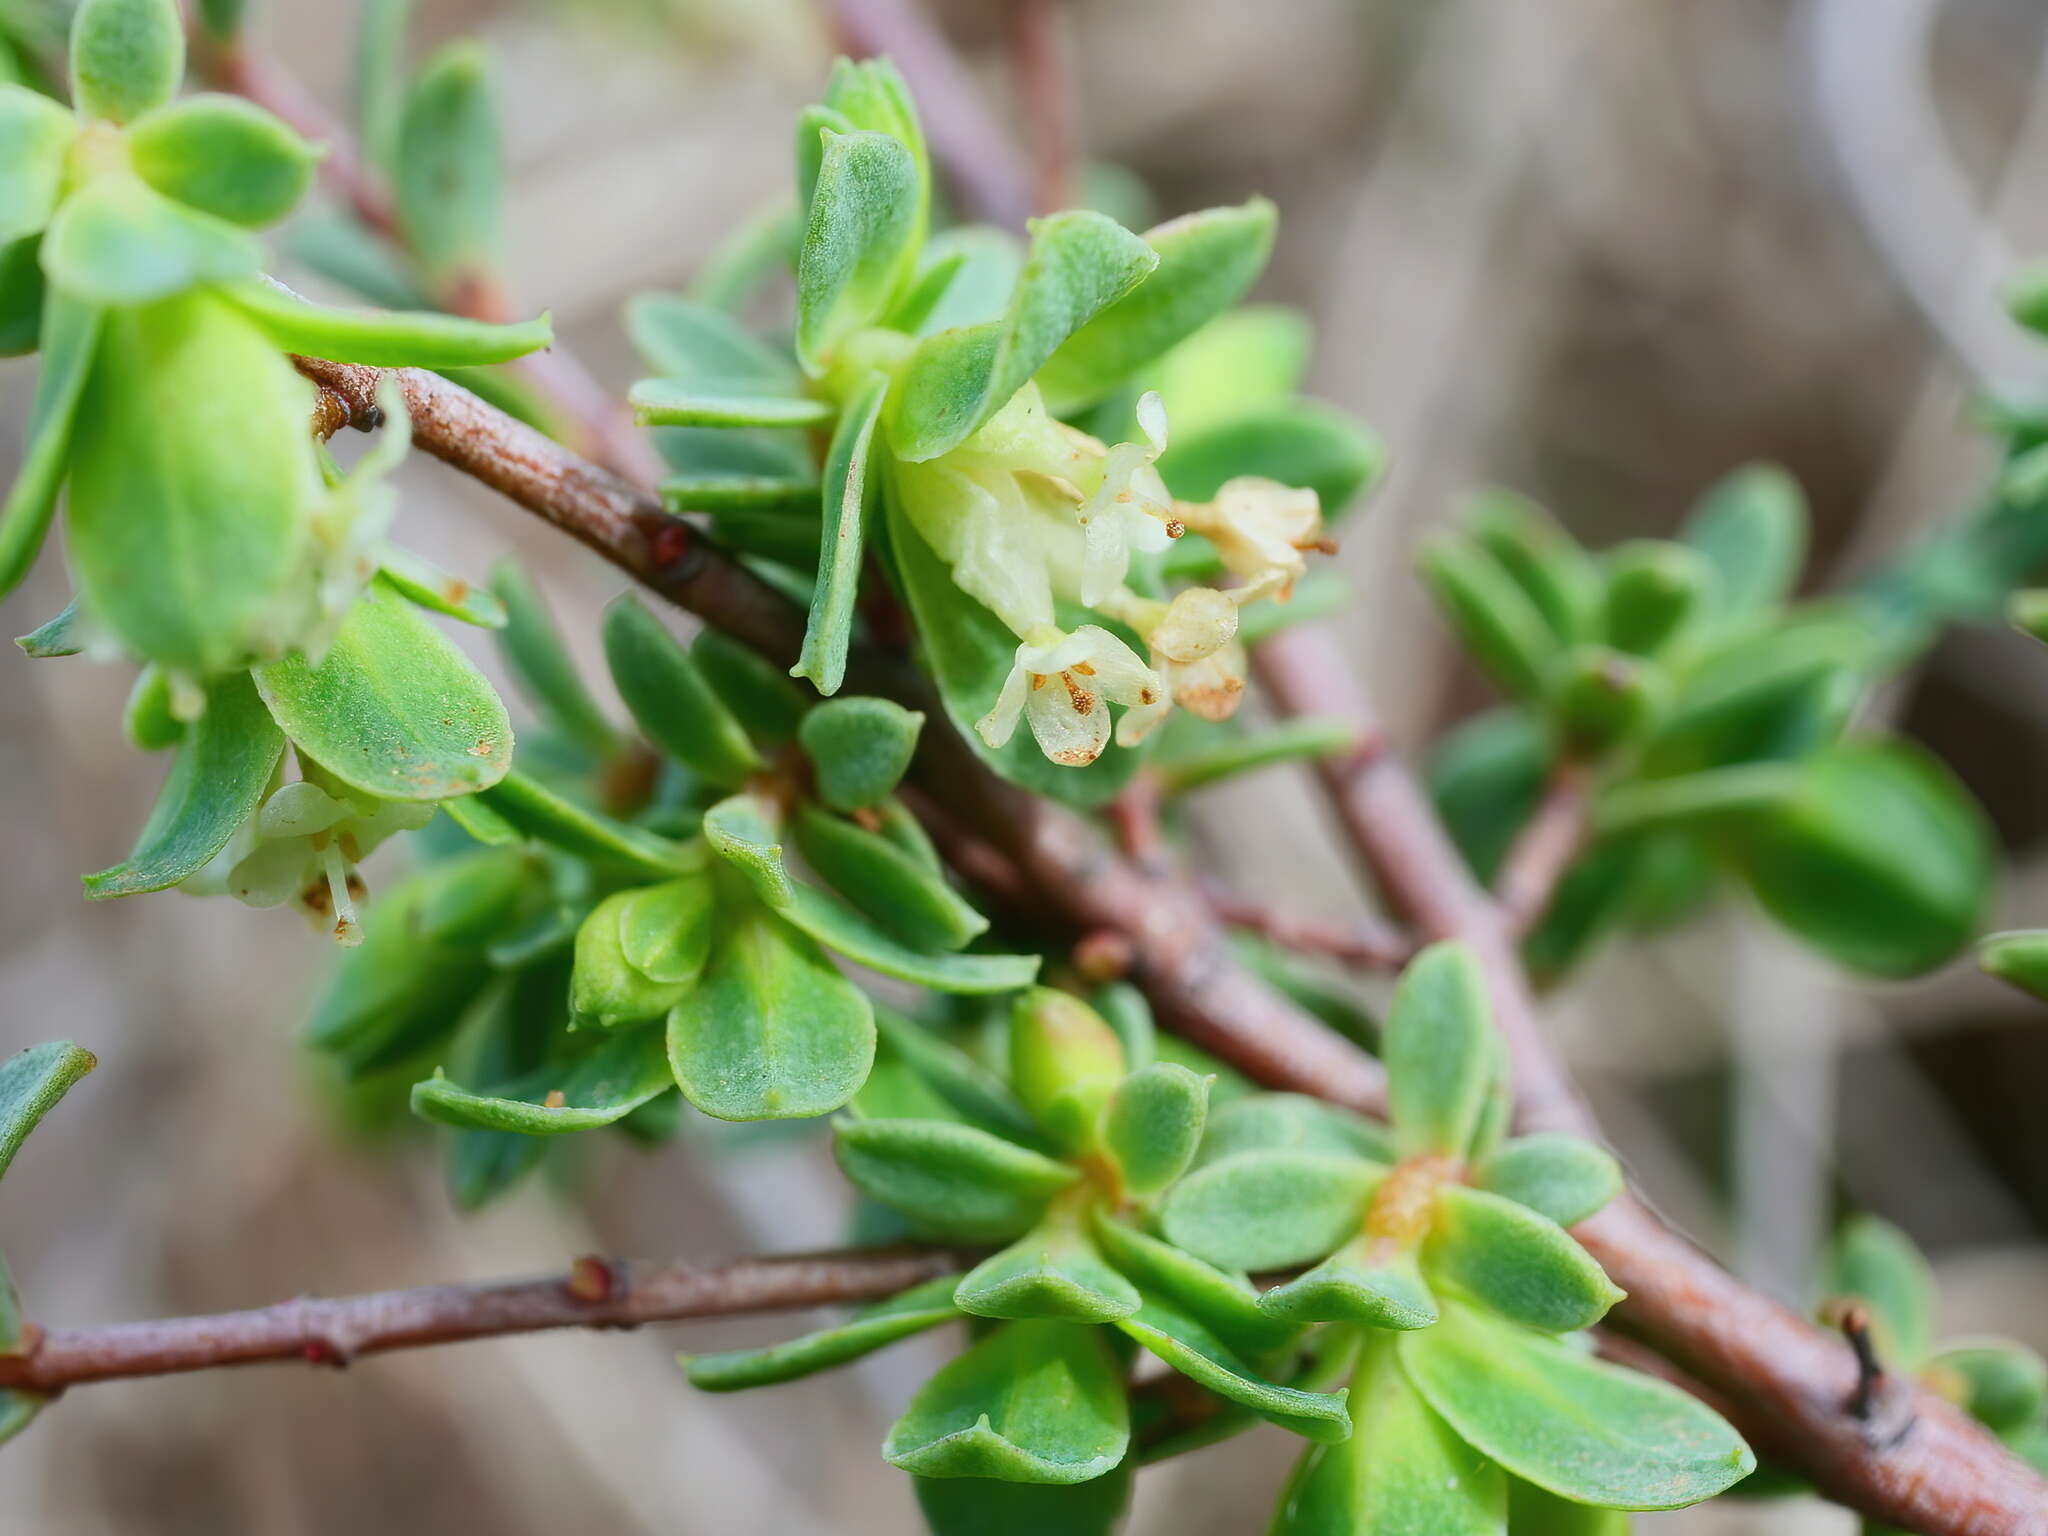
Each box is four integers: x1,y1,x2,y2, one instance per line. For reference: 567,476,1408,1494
69,0,182,125
1600,541,1715,658
1546,644,1666,755
1009,987,1127,1153
570,879,713,1030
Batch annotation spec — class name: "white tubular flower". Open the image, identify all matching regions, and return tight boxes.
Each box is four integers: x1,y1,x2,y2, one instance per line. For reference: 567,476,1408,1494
1182,475,1327,601
978,625,1166,767
1149,586,1238,663
1166,640,1249,722
1075,392,1176,607
223,779,434,944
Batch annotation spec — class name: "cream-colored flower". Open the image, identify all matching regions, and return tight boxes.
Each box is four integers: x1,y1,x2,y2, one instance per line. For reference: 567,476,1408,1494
1181,475,1326,601
1075,392,1176,606
222,779,434,944
978,625,1166,767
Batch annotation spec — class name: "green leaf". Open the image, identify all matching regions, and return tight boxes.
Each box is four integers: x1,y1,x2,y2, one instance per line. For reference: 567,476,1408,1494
1157,400,1384,521
795,128,920,372
489,561,619,758
628,380,829,429
661,473,818,513
1153,306,1311,437
1385,942,1497,1158
890,211,1159,463
1465,489,1601,646
1544,646,1665,755
665,889,874,1121
871,1008,1045,1147
1506,1478,1631,1536
1473,1135,1622,1228
1259,1236,1438,1330
685,1274,963,1391
1156,716,1356,795
1162,1150,1381,1272
0,235,45,357
0,1389,43,1446
412,1024,670,1134
700,790,794,905
1118,1297,1351,1443
1419,534,1555,699
218,279,550,366
15,598,84,658
395,42,501,283
624,291,800,391
954,1213,1143,1323
907,226,1023,335
41,176,261,306
1822,1215,1935,1369
1274,1332,1505,1536
1600,543,1714,658
883,1320,1129,1484
602,594,761,787
1424,1186,1623,1333
570,877,713,1029
0,85,75,245
353,0,411,177
1981,929,2048,1004
1101,1061,1208,1198
127,95,317,228
792,802,988,953
378,546,506,628
1930,1342,2048,1437
692,627,810,742
793,369,886,694
1035,199,1276,413
1638,616,1867,778
0,1255,25,1355
1400,1304,1754,1509
1722,740,1992,978
834,1118,1076,1241
83,671,284,897
1194,1092,1394,1169
253,582,511,801
0,291,97,599
1090,1211,1300,1356
1681,464,1807,618
0,1041,96,1179
914,1464,1130,1536
1427,708,1547,883
883,492,1145,808
69,0,181,123
475,770,695,878
441,792,520,846
799,695,924,810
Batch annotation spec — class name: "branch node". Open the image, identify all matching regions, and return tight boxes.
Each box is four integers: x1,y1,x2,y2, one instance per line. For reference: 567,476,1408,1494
566,1255,621,1306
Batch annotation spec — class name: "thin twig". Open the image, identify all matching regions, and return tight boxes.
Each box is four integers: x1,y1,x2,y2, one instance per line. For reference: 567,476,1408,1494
0,1248,965,1393
1005,0,1081,217
1204,881,1415,972
1495,758,1593,936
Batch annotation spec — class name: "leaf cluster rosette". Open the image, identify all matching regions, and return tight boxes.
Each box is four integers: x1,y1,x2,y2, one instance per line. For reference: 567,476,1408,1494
1160,942,1754,1533
622,58,1381,807
304,569,1038,1207
1419,473,1995,981
1,0,552,936
680,986,1362,1532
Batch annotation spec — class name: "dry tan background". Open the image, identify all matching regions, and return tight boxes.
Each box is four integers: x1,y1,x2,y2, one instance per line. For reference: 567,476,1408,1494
5,0,2048,1530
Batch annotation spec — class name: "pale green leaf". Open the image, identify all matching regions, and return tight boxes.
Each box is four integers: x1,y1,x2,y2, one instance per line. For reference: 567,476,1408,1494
411,1024,671,1134
41,176,261,306
0,1040,96,1180
686,1274,962,1390
796,127,920,372
1385,942,1497,1158
1162,1150,1381,1272
1101,1061,1208,1198
69,0,182,123
0,85,75,244
1116,1296,1351,1442
792,370,886,694
833,1118,1075,1241
603,594,761,787
1473,1135,1622,1229
953,1214,1142,1323
1423,1186,1624,1333
0,292,97,599
219,279,550,366
127,94,317,227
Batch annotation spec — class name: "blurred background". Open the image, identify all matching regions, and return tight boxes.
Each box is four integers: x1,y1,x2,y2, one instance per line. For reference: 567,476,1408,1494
5,0,2048,1529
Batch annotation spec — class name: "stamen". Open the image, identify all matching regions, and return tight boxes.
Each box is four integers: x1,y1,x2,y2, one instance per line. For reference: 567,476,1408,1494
322,844,362,947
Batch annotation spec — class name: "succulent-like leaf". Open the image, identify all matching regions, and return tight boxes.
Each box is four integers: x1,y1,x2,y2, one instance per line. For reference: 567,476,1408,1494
570,877,713,1029
127,95,317,228
661,474,819,514
1681,464,1807,619
0,291,96,598
1101,1061,1208,1198
793,369,886,694
1090,1212,1300,1357
1162,1150,1382,1272
254,583,512,801
602,594,761,788
121,666,179,750
953,1214,1142,1323
0,235,44,357
870,1009,1045,1148
889,211,1158,463
1384,942,1496,1159
795,128,920,372
1418,534,1555,700
41,176,261,306
1472,1135,1622,1228
1638,616,1866,778
1193,1092,1395,1169
628,381,830,428
411,1024,670,1134
624,291,801,391
688,629,806,745
69,0,182,123
1929,1342,2048,1438
1158,401,1383,522
377,546,505,628
1259,1235,1438,1330
1981,930,2048,1004
84,671,283,897
686,1274,963,1391
665,889,874,1122
1506,1478,1631,1536
834,1118,1076,1241
1600,543,1714,658
1400,1303,1754,1510
490,562,620,759
799,696,924,811
0,1041,97,1180
1156,716,1356,796
1423,1186,1623,1334
1035,199,1276,412
1120,1297,1351,1444
1465,489,1601,647
219,279,550,366
1273,1333,1505,1536
395,42,500,283
476,770,696,878
0,85,75,245
1822,1214,1935,1369
913,1464,1131,1536
883,1320,1129,1484
792,803,988,952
